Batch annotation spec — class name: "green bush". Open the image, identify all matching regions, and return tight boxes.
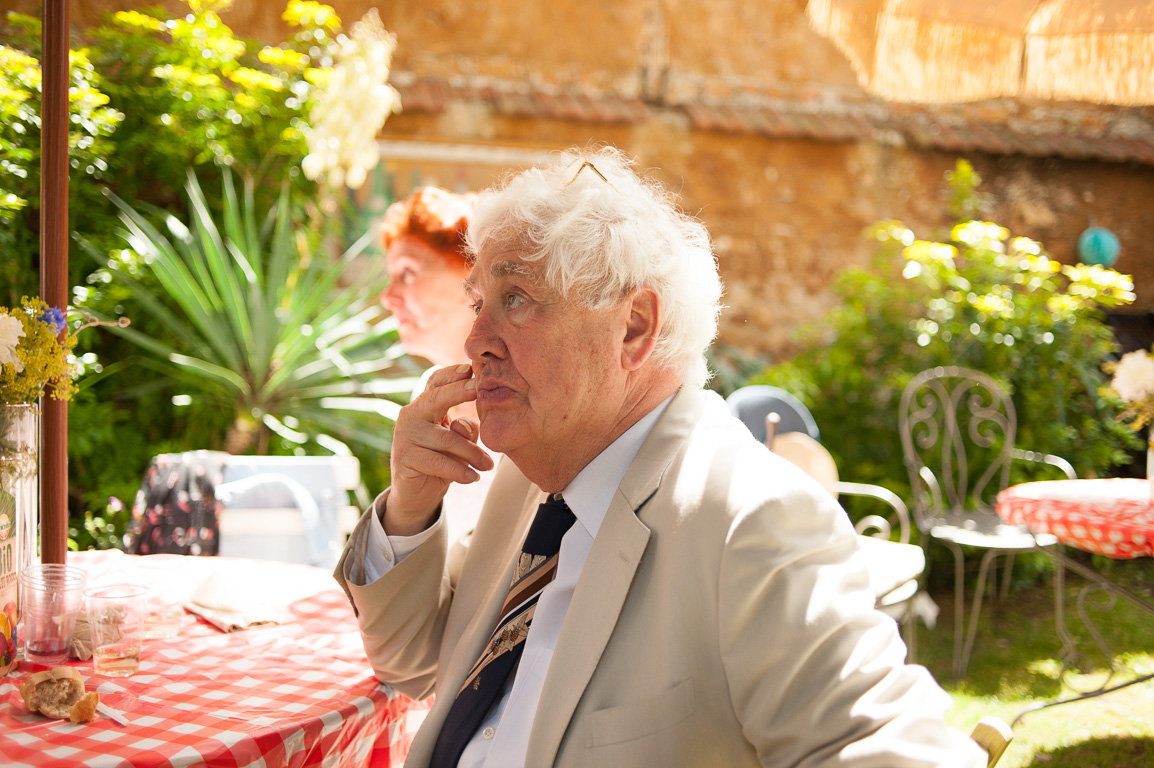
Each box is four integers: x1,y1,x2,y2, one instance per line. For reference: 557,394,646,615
83,2,337,216
755,161,1139,521
81,170,416,455
0,17,122,304
2,1,408,548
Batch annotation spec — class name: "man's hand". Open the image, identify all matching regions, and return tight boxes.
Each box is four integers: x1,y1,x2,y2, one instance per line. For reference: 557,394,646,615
385,364,495,536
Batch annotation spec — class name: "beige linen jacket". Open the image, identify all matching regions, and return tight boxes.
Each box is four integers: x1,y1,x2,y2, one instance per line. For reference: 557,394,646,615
335,387,984,768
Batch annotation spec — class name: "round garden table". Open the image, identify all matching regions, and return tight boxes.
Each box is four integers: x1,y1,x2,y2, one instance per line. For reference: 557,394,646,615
995,478,1154,724
996,478,1154,559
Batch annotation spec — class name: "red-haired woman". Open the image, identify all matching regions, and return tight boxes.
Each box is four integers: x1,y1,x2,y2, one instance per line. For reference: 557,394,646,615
377,187,491,559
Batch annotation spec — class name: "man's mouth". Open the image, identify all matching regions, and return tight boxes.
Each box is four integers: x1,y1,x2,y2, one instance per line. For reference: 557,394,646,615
475,379,515,404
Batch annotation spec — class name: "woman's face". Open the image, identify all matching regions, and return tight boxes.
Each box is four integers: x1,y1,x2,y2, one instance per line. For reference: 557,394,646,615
381,235,475,366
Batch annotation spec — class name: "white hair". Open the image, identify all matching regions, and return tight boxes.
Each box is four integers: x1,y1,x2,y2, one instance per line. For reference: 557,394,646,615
466,146,722,389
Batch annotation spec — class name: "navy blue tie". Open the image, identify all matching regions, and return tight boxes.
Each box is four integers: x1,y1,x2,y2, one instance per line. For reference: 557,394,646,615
429,494,575,768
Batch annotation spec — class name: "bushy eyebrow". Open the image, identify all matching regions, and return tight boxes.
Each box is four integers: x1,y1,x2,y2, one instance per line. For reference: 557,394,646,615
492,260,535,279
463,259,536,296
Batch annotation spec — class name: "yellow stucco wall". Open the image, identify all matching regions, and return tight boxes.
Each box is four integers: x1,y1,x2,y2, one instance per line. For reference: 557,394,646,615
14,0,1154,360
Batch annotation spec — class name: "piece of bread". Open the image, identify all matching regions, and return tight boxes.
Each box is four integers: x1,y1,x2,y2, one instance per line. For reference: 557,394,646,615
19,666,99,723
68,691,100,723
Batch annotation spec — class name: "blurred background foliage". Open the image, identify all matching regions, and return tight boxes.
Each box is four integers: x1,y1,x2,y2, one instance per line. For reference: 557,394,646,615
1,1,409,549
752,161,1140,586
1,1,1141,560
81,169,415,459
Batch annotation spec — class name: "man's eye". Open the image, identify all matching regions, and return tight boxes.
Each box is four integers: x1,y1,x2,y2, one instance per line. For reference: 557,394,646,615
469,302,481,316
505,294,525,310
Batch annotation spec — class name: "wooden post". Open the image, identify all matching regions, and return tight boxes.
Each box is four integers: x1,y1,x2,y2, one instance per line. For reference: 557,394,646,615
40,0,70,564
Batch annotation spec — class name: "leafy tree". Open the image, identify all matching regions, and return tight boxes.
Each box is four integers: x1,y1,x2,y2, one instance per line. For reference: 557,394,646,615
83,2,338,216
0,16,122,304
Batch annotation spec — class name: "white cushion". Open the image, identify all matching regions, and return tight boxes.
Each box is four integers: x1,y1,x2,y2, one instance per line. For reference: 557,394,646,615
857,536,925,602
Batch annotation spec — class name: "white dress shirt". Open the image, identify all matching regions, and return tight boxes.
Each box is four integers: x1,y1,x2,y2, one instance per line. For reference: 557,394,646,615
361,396,672,767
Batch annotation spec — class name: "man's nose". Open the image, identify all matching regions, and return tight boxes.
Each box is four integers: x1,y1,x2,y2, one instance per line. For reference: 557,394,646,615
465,306,502,363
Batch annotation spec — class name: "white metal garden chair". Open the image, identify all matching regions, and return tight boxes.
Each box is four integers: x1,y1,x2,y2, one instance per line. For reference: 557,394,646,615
899,366,1076,679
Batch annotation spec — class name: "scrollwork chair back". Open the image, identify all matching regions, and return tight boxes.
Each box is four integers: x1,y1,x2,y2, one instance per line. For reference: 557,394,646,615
899,366,1017,533
898,366,1066,679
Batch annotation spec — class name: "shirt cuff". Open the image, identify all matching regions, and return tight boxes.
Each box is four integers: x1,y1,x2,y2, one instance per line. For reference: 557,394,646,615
362,496,443,583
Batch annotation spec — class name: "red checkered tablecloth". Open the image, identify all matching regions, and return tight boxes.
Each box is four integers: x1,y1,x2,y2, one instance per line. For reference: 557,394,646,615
996,478,1154,559
0,550,430,768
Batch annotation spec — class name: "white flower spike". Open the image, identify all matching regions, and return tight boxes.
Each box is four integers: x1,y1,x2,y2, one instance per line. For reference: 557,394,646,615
302,9,402,190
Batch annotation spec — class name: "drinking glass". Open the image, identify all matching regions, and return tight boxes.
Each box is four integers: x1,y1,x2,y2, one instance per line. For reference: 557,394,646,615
84,584,146,676
20,563,88,665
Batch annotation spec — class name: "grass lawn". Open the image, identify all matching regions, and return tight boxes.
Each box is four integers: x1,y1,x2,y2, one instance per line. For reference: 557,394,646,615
915,559,1154,767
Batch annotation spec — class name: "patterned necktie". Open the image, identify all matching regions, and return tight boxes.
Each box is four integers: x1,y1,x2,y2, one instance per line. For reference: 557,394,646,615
429,494,576,768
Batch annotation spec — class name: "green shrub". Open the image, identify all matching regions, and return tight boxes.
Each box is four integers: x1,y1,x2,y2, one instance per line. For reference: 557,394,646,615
755,161,1139,519
2,2,408,547
83,2,337,216
82,170,417,454
0,16,122,304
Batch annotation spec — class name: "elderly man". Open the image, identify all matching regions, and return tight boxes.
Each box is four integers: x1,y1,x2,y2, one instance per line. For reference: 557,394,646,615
336,146,985,768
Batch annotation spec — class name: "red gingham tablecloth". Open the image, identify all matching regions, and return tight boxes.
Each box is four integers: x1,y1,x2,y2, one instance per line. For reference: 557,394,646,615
996,478,1154,559
0,550,430,768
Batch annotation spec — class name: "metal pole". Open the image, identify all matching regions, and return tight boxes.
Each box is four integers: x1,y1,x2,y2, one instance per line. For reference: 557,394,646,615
39,0,70,564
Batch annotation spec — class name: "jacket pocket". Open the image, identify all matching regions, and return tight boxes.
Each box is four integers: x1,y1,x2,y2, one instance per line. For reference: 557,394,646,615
585,677,696,748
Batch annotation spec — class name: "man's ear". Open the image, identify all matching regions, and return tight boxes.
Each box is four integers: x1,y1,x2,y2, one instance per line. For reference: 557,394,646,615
622,287,661,371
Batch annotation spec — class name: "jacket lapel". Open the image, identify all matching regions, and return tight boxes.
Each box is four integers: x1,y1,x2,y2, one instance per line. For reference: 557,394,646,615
411,388,713,767
407,480,546,767
525,492,651,764
525,386,708,764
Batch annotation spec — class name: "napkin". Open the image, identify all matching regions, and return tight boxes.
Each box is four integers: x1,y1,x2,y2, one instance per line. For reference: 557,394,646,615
70,610,99,661
184,573,282,633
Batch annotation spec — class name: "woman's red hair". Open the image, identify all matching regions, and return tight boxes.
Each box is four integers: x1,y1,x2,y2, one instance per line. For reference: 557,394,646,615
381,187,474,266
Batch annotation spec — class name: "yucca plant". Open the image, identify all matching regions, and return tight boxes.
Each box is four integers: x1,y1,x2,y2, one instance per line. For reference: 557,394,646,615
79,169,419,456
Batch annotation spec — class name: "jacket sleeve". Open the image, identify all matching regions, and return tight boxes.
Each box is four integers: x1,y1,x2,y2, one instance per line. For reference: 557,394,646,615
334,488,453,700
717,479,986,768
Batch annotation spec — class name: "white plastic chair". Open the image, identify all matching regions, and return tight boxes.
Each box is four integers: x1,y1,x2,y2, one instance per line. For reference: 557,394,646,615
215,455,361,569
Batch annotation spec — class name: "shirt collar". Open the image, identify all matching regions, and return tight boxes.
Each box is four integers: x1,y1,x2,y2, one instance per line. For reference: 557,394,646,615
561,394,674,540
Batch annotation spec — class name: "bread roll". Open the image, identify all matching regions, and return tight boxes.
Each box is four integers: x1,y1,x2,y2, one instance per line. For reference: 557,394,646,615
19,666,99,723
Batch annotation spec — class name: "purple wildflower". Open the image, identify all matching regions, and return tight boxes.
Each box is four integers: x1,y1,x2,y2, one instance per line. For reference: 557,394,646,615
38,307,66,335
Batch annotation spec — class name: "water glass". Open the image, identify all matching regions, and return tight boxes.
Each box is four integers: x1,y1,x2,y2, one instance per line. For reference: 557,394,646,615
143,601,182,640
85,584,147,676
19,563,88,665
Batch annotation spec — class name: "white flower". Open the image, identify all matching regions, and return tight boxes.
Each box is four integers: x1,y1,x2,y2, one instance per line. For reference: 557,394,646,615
303,9,402,189
1111,350,1154,403
0,314,25,373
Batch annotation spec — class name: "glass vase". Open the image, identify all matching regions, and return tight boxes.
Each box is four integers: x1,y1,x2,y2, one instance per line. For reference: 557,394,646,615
1148,427,1154,480
0,404,39,677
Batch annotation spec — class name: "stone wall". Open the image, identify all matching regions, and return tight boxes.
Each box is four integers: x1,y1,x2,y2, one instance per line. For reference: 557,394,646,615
17,0,1154,361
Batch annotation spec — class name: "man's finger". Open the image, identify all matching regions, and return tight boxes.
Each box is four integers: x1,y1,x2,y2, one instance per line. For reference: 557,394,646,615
411,364,476,425
448,418,494,471
396,444,482,486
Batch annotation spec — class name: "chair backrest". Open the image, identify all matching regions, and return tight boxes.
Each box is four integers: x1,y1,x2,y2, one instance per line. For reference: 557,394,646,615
726,385,820,445
899,366,1017,531
971,716,1013,767
216,455,360,569
127,451,359,569
771,432,840,496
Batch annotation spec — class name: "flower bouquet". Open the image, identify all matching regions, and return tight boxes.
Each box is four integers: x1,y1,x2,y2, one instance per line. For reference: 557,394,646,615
0,297,77,405
1104,349,1154,478
0,297,76,677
